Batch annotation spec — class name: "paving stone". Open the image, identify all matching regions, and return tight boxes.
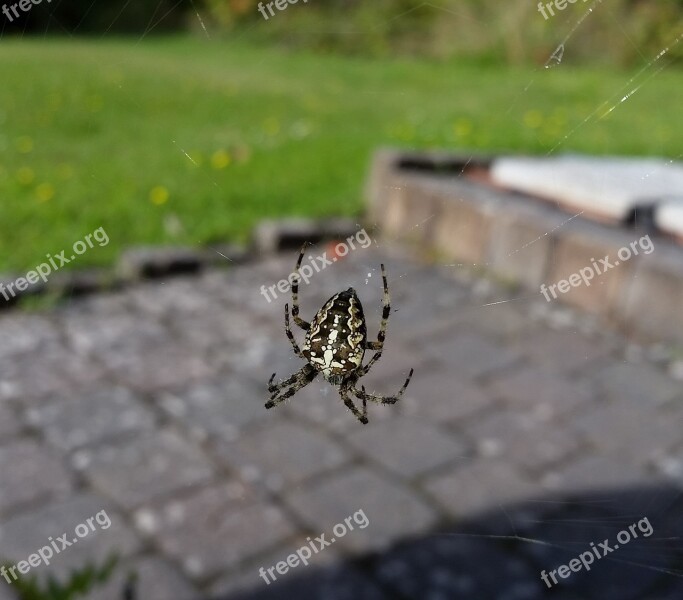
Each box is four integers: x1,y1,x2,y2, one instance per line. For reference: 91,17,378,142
158,375,267,442
464,409,581,473
215,420,349,491
209,537,346,598
0,493,140,581
101,344,216,393
148,484,296,580
0,349,104,402
402,370,495,423
78,430,215,509
423,460,537,520
0,403,22,438
283,467,437,553
448,303,534,342
417,333,521,380
62,312,170,356
0,314,60,359
594,362,682,407
517,329,614,374
126,277,224,316
0,583,14,600
0,440,72,515
541,456,652,495
227,563,389,600
87,556,201,600
486,365,595,418
571,403,683,466
25,386,156,452
345,419,467,479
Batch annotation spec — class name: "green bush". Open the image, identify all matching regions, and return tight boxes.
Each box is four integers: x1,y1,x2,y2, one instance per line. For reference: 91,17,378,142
200,0,683,66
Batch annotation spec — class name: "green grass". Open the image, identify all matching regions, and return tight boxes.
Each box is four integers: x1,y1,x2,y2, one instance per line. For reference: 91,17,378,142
0,36,680,272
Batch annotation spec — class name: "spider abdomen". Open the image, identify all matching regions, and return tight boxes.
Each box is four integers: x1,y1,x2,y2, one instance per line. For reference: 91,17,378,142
303,288,367,380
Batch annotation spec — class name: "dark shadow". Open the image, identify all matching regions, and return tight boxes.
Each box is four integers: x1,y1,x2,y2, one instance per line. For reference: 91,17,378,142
225,483,683,600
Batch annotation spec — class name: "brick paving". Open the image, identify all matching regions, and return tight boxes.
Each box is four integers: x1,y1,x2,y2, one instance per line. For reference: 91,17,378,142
1,245,683,599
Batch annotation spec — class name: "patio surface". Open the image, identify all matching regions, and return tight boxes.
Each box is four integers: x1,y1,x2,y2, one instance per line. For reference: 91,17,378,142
1,244,682,600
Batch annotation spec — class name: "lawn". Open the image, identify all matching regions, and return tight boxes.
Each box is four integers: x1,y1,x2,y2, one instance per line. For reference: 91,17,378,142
0,36,680,272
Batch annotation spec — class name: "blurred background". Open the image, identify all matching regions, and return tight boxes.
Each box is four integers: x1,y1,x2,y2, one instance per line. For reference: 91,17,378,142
1,1,682,599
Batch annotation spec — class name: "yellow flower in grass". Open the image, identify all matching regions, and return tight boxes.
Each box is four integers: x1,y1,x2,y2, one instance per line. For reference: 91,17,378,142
16,136,33,154
17,167,35,185
524,110,544,129
263,117,280,136
211,149,231,170
36,183,55,203
454,118,473,138
150,185,169,205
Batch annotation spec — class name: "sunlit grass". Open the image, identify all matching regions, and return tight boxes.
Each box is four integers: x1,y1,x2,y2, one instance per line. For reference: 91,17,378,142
0,36,679,272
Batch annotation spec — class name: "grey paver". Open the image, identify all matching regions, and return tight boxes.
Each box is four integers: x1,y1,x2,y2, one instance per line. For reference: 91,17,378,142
423,460,536,519
345,418,467,479
402,370,494,423
0,314,60,359
25,386,156,452
0,403,22,438
283,467,437,553
78,430,215,509
541,455,653,494
157,375,266,442
88,556,201,600
595,362,682,407
571,403,683,466
0,348,104,402
215,420,349,491
0,493,140,581
61,312,170,356
463,409,581,473
517,329,614,374
1,244,682,599
486,365,595,418
418,332,521,379
0,440,72,515
147,484,297,580
209,536,345,598
101,344,216,393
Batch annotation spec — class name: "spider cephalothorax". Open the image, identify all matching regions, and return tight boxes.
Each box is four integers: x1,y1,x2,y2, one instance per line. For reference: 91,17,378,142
266,244,414,424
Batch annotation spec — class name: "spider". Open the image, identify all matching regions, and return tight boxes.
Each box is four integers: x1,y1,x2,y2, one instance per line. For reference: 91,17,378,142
266,244,414,424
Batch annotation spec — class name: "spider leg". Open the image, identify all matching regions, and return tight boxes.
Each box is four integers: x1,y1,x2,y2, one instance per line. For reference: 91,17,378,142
352,369,414,405
291,243,311,331
340,381,368,424
266,364,317,408
362,263,390,374
268,364,312,397
285,303,306,359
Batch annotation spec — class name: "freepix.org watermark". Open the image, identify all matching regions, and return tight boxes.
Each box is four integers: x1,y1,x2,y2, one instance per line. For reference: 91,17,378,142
259,228,372,303
540,234,654,302
541,516,653,588
0,226,109,302
1,510,112,585
2,0,52,24
257,0,308,21
258,509,369,585
537,0,590,20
